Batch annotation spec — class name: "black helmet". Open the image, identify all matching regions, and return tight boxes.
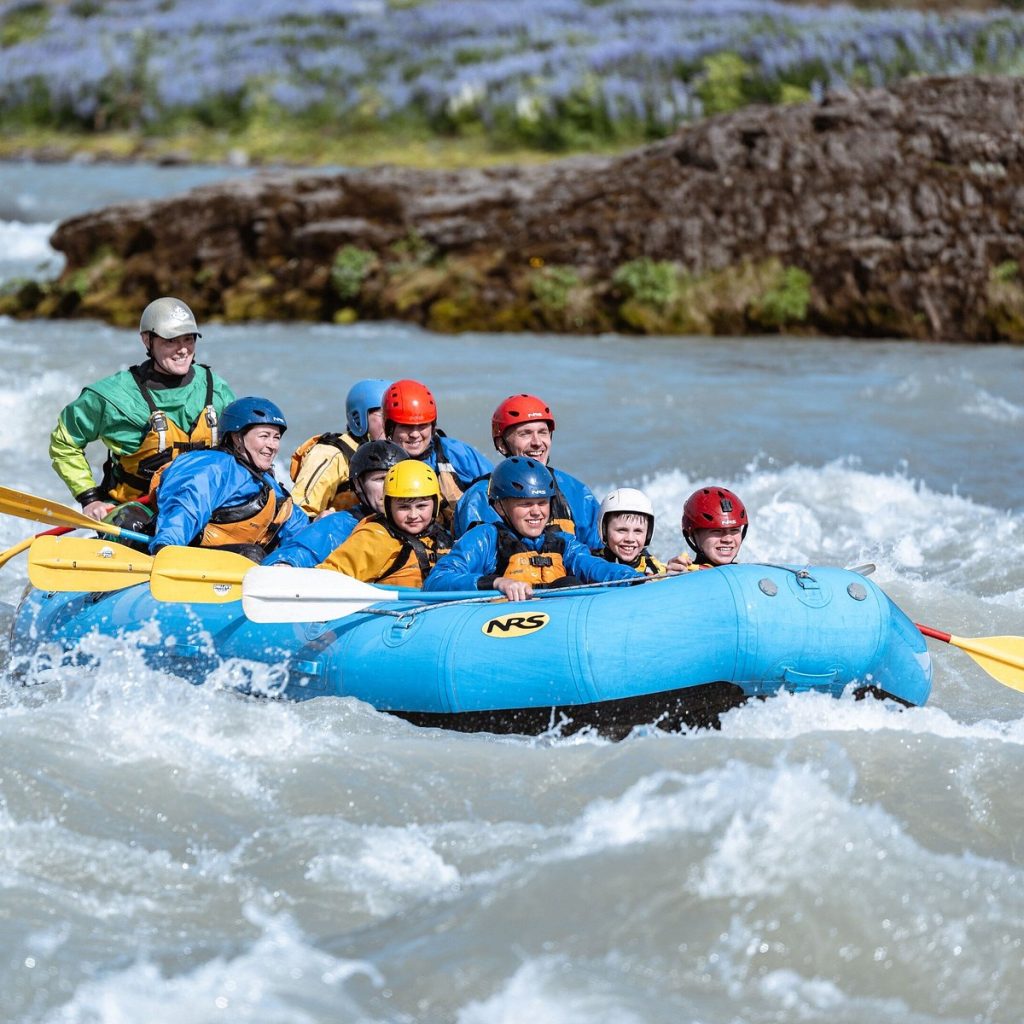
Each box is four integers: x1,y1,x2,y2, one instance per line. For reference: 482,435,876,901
350,440,409,479
350,440,409,508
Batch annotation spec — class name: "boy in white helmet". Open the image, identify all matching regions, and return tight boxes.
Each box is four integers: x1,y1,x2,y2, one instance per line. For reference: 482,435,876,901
593,488,666,576
49,296,234,521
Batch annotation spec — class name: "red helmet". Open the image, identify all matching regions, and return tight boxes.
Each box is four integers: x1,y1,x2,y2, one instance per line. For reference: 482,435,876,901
682,487,748,550
491,394,555,451
383,379,437,426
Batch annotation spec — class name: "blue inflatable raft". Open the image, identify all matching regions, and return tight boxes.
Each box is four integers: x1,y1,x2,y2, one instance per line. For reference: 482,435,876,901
10,564,931,736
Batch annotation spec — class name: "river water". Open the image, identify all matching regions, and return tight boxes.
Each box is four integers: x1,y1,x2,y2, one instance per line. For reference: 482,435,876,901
1,162,1023,1024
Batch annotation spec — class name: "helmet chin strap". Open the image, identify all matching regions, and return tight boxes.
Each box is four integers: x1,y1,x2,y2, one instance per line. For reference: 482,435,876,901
226,431,257,470
492,498,515,529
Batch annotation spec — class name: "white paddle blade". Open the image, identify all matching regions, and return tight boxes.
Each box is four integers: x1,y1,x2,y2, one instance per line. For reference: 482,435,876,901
241,566,392,623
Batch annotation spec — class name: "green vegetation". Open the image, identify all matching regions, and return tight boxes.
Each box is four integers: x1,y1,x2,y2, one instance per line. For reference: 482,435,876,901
331,246,377,301
0,2,49,48
612,259,679,310
752,266,813,327
530,266,581,312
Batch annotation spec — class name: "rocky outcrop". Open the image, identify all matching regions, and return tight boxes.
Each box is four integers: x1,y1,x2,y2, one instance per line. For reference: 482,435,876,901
8,76,1024,340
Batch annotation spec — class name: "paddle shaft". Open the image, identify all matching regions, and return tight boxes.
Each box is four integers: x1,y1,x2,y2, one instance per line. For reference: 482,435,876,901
0,525,73,569
0,486,150,544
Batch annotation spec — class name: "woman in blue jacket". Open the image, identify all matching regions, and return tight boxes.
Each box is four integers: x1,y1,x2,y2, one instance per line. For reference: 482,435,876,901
150,396,309,562
426,457,638,601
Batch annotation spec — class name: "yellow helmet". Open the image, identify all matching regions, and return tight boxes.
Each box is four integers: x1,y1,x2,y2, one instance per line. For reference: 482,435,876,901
383,460,440,500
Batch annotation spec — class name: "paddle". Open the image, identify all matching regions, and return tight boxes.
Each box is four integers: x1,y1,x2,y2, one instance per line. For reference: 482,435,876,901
27,536,254,603
29,535,153,592
917,623,1024,693
241,566,651,623
150,546,252,604
0,486,150,545
0,525,74,569
242,566,406,621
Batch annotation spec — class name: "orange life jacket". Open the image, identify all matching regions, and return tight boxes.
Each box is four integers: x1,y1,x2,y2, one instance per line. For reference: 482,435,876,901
495,525,569,586
104,364,219,503
192,457,294,551
320,514,451,588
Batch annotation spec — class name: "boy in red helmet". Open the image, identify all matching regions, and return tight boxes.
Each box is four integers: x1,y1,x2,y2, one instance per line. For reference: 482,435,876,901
667,486,749,573
451,393,601,547
381,379,491,526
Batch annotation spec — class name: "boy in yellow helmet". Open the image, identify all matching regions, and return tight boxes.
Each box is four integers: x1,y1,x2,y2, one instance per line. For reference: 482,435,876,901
317,461,451,587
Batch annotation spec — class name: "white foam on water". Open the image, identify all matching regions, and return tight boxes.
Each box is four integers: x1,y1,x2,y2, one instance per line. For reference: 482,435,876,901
0,368,80,456
0,219,61,278
712,688,1024,745
962,387,1024,424
305,824,460,916
641,458,1024,602
39,908,382,1024
4,629,379,805
456,956,649,1024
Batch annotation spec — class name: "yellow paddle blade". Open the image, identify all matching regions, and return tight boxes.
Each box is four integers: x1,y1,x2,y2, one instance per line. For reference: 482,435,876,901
150,546,253,603
951,633,1024,693
28,536,153,592
0,485,98,532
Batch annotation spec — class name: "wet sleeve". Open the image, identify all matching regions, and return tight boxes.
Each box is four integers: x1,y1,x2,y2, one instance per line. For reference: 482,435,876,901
451,480,497,539
48,419,100,500
149,458,232,552
561,533,640,583
273,498,312,549
265,512,359,568
444,439,493,488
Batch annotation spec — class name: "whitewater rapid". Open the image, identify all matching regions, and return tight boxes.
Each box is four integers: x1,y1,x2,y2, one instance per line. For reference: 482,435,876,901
1,162,1023,1023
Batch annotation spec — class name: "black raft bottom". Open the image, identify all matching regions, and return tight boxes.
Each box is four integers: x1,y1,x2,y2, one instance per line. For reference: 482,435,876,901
391,682,746,740
390,682,914,741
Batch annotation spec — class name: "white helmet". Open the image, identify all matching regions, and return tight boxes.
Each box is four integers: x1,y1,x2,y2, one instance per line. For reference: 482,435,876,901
599,487,655,545
139,297,201,339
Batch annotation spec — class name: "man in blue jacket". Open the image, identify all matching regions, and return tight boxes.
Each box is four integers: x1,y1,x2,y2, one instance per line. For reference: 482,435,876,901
426,457,638,601
382,378,491,528
452,393,600,547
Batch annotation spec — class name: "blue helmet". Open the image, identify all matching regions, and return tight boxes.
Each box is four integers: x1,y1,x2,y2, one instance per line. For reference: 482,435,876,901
220,397,287,437
346,378,390,438
488,457,556,502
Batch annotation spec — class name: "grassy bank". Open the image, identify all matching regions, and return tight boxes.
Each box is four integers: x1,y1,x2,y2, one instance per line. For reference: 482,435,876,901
0,124,599,169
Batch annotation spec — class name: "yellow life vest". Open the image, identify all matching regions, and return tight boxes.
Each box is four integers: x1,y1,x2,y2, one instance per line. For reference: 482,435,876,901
289,431,360,514
319,515,451,588
495,526,569,587
105,364,219,503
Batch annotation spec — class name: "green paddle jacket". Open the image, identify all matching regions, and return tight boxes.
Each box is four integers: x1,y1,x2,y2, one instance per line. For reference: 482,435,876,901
50,362,234,503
